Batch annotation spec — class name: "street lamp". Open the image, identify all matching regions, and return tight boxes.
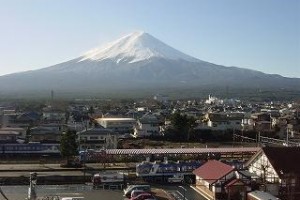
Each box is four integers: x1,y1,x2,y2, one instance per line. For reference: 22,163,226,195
178,186,187,200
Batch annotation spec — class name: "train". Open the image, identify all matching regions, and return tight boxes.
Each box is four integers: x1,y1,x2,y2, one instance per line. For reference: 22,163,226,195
0,143,60,155
136,158,203,182
78,149,107,163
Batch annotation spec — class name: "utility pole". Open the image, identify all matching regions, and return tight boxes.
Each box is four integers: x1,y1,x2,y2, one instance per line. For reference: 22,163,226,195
28,172,37,200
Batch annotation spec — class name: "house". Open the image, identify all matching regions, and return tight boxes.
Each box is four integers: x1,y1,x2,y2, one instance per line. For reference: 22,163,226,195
182,107,202,118
287,122,300,139
96,117,136,134
1,112,21,128
133,113,162,138
30,126,62,143
193,160,250,200
241,113,255,131
252,113,272,132
0,127,26,139
42,107,66,123
0,131,19,143
14,112,41,125
206,112,244,131
77,127,118,150
245,147,300,199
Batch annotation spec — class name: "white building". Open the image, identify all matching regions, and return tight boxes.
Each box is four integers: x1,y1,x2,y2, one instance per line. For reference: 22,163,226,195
206,113,244,131
245,147,300,198
77,128,118,150
133,113,162,138
96,118,136,134
205,95,223,105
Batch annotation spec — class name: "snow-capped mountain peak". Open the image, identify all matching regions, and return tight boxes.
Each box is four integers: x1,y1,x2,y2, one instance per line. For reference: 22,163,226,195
79,31,199,63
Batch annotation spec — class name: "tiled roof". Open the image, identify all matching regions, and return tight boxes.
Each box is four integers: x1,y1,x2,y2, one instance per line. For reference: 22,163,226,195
139,113,161,124
79,128,116,135
262,147,300,178
225,179,245,188
104,147,259,155
192,160,234,184
208,113,244,122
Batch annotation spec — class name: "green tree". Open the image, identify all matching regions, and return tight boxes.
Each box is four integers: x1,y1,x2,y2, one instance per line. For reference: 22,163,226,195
25,126,31,143
88,106,95,115
169,112,196,141
60,129,78,159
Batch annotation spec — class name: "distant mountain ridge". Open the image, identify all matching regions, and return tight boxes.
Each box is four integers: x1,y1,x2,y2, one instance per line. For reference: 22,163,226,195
0,31,299,94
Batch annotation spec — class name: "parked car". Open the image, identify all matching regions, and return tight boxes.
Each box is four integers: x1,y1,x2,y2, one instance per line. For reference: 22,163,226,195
167,174,184,183
123,185,151,198
131,190,149,198
130,193,156,200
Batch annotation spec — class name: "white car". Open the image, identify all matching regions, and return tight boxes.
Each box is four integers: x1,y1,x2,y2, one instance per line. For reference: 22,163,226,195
167,174,184,183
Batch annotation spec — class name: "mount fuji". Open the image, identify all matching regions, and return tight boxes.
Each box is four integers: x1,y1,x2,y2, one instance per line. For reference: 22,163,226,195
0,31,299,95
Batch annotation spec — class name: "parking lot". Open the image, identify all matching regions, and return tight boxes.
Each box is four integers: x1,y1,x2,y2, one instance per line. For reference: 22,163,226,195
0,184,206,200
1,185,123,200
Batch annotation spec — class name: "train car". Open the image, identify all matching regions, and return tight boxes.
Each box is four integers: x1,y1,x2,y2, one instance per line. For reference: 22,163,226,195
0,143,60,155
92,171,124,186
136,158,203,182
79,149,107,163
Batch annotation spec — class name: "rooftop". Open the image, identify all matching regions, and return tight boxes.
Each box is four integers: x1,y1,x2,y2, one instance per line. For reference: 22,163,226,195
193,160,234,184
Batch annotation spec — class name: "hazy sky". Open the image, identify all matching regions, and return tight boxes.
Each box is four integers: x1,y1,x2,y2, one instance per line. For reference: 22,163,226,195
0,0,299,77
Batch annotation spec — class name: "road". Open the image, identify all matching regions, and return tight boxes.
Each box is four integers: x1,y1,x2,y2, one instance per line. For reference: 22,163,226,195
161,185,207,200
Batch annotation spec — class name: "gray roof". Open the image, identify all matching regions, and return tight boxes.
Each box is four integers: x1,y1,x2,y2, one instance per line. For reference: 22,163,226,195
79,128,117,136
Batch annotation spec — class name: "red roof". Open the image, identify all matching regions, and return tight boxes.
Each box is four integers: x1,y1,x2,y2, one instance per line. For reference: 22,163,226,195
225,179,245,188
193,160,234,184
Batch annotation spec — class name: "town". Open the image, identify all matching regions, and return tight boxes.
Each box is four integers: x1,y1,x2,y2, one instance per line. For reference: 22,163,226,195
1,0,299,199
0,94,299,200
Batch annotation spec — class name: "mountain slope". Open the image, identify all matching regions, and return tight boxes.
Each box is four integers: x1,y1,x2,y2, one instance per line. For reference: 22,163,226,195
0,31,299,94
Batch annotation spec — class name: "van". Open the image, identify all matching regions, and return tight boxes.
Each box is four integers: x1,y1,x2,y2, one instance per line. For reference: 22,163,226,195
123,185,151,198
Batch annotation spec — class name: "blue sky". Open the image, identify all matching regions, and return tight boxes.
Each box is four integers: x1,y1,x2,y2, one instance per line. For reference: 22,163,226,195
0,0,299,77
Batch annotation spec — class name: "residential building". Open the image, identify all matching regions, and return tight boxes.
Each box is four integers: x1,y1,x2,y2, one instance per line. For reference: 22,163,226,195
30,126,62,143
287,122,300,139
133,113,162,138
193,160,250,200
0,131,19,143
206,112,244,131
77,128,118,150
245,147,300,199
42,107,66,123
252,113,272,132
0,127,26,139
96,117,136,134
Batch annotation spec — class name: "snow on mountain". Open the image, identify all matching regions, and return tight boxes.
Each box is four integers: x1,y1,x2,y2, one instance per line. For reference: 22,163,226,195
79,31,199,63
0,31,299,95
